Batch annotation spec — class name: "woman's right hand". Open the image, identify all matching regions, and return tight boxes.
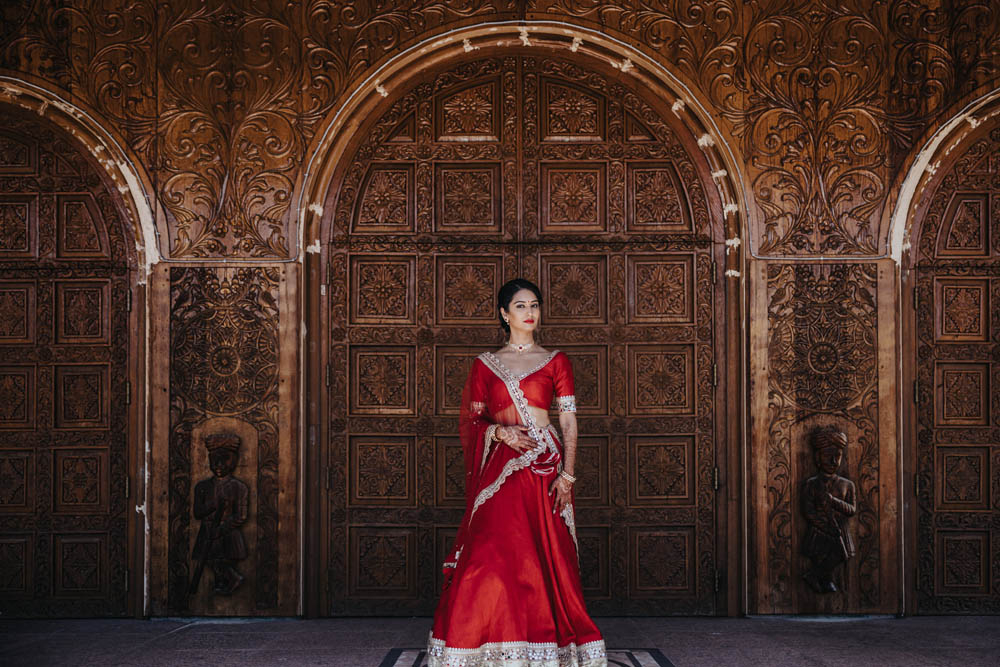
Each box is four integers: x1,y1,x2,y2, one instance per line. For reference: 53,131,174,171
497,425,536,453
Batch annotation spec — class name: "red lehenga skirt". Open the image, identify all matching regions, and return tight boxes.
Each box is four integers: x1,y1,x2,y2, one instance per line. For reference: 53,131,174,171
427,424,606,667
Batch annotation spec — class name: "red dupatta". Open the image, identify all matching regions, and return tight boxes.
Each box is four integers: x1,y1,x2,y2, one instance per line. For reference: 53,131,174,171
441,351,565,588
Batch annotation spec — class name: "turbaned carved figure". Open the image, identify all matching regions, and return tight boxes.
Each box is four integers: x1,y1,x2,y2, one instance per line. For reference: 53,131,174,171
427,278,606,667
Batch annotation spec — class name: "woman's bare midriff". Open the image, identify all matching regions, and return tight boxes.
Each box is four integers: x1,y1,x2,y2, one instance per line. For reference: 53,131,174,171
527,405,550,429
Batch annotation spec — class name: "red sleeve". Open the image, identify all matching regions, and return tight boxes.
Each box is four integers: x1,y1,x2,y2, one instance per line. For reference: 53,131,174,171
553,351,575,398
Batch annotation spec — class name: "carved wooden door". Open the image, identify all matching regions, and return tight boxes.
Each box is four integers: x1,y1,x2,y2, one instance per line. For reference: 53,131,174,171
325,55,725,615
913,124,1000,613
0,107,135,616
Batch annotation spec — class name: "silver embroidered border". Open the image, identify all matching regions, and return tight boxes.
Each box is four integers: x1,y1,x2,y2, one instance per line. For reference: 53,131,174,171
427,635,607,667
560,503,579,556
557,395,576,413
483,424,499,472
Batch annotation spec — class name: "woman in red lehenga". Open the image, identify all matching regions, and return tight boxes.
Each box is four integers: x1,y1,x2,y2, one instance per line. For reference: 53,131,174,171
427,279,607,667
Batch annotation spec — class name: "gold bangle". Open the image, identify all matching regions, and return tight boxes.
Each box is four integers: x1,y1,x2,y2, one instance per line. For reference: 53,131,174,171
559,469,576,484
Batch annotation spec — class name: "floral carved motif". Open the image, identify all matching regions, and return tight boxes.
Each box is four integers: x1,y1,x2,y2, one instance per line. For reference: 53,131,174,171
357,353,408,410
943,537,983,588
0,290,27,338
441,83,495,135
636,532,688,590
546,262,600,318
62,374,101,422
545,83,599,136
634,352,688,409
357,169,411,228
635,262,687,318
943,454,981,503
548,171,599,225
942,286,982,336
942,370,984,421
357,262,409,319
442,263,494,320
171,268,279,416
440,169,494,227
0,455,26,505
946,200,985,250
0,202,28,251
0,134,30,169
356,442,407,498
636,443,686,498
60,455,99,505
0,373,27,423
632,168,684,228
59,540,100,592
61,201,101,252
62,288,102,338
356,533,407,588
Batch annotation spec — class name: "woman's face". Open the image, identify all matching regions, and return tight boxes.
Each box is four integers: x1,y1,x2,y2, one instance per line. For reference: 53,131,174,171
502,288,540,335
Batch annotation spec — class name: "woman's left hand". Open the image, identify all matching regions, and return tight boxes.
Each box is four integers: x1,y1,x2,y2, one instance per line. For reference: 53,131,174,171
549,476,573,515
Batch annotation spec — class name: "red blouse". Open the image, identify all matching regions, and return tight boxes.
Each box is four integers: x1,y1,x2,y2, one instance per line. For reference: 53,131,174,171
467,350,575,415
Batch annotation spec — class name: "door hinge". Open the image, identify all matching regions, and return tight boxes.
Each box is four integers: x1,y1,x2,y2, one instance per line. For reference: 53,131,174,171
711,260,717,285
914,472,921,497
713,466,719,491
913,379,919,404
714,569,721,593
125,568,129,592
126,290,132,312
125,380,131,405
326,468,333,490
124,476,129,499
712,363,718,387
325,363,332,387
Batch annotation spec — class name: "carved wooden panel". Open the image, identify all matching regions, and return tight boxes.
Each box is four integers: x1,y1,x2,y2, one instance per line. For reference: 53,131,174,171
0,108,133,617
152,265,298,617
913,124,1000,613
327,55,723,616
750,261,899,614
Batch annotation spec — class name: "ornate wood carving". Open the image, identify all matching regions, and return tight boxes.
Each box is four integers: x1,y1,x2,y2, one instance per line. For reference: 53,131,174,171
327,55,723,615
164,266,295,614
0,106,133,617
752,262,891,613
913,123,1000,613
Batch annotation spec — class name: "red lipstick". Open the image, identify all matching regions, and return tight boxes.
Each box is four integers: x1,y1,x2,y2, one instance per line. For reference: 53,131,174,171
524,319,535,323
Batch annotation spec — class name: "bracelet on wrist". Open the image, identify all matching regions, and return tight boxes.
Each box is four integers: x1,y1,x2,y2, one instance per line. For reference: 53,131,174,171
559,469,577,484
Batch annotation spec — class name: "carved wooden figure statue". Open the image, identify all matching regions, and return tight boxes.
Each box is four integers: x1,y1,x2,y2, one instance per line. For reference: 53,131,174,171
801,426,857,594
191,433,250,596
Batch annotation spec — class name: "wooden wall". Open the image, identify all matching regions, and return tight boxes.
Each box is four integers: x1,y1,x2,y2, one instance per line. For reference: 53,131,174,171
0,0,998,616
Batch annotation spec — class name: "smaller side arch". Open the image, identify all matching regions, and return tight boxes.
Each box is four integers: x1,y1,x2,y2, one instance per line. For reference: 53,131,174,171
0,73,160,274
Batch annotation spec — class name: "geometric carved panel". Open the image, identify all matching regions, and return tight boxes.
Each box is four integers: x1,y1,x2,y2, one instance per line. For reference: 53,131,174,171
627,344,695,415
0,451,32,512
55,281,109,344
436,80,500,142
350,255,416,324
573,436,609,507
626,254,694,323
935,531,990,596
57,195,108,258
434,436,465,507
348,526,418,598
935,278,989,342
0,195,36,258
434,347,481,416
939,192,988,256
541,80,604,142
557,346,607,415
577,527,610,599
628,435,695,505
350,347,415,415
936,447,991,511
353,164,415,233
53,449,108,514
348,436,415,506
0,282,35,344
435,257,502,325
54,364,109,429
540,254,607,325
629,526,695,597
53,534,106,598
0,365,35,430
0,131,37,174
540,163,606,233
435,163,501,233
934,363,990,426
0,537,32,597
627,162,691,232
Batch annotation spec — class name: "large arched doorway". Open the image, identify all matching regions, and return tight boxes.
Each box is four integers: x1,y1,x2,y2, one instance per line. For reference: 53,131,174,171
907,118,1000,614
314,52,734,615
0,103,140,616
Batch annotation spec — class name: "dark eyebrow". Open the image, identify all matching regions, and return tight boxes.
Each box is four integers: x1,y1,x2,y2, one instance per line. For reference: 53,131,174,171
511,299,539,304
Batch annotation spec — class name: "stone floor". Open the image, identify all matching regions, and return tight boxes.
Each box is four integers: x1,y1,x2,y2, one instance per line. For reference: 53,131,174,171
1,615,998,666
